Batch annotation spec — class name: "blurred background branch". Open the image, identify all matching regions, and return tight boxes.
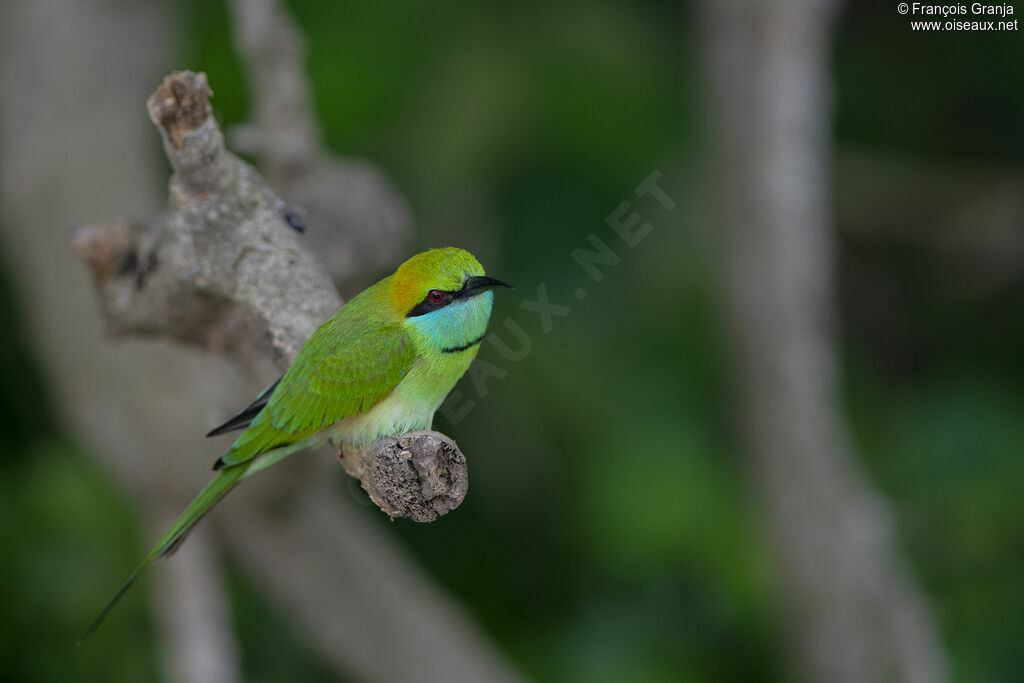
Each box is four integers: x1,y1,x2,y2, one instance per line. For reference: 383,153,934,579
226,0,413,291
702,1,946,682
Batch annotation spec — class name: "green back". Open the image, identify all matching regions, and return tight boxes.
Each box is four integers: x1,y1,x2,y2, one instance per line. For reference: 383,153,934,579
220,280,416,466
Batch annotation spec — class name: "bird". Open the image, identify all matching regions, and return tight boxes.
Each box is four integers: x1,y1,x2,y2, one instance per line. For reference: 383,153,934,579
84,247,511,637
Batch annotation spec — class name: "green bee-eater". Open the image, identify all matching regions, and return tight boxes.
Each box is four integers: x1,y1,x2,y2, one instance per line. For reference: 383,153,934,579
85,247,511,636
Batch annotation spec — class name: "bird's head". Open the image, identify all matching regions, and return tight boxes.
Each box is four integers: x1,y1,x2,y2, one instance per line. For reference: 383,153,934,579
391,247,511,351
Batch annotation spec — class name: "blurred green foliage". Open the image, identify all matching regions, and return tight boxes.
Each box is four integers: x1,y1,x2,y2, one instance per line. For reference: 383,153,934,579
0,440,158,683
1,1,1023,682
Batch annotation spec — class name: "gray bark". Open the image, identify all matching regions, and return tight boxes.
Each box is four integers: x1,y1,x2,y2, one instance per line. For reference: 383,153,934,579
701,1,948,682
341,430,469,522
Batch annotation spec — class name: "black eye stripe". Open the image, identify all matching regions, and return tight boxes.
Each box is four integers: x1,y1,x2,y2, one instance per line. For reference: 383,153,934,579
406,287,459,317
406,278,487,317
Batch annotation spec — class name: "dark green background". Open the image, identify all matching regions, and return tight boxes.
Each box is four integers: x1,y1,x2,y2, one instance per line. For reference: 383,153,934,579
1,1,1022,681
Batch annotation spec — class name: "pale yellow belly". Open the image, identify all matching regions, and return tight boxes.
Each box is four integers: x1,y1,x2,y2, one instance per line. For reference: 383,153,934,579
325,346,479,449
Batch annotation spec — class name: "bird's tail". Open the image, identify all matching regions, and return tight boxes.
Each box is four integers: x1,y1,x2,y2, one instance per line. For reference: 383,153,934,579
80,461,251,641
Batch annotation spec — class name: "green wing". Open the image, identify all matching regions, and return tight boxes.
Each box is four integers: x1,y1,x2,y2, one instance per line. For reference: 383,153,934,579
216,306,417,469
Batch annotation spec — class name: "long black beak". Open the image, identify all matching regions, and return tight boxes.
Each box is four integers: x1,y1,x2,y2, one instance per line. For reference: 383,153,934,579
463,275,513,297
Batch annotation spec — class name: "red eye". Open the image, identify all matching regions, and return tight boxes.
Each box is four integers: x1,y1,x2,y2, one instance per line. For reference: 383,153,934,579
428,289,444,302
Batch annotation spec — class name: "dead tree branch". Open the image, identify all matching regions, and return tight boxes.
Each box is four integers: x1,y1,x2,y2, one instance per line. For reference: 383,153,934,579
72,69,338,371
71,71,469,519
338,430,469,522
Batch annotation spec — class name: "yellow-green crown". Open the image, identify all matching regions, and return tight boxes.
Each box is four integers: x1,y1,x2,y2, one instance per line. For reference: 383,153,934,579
390,247,485,313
